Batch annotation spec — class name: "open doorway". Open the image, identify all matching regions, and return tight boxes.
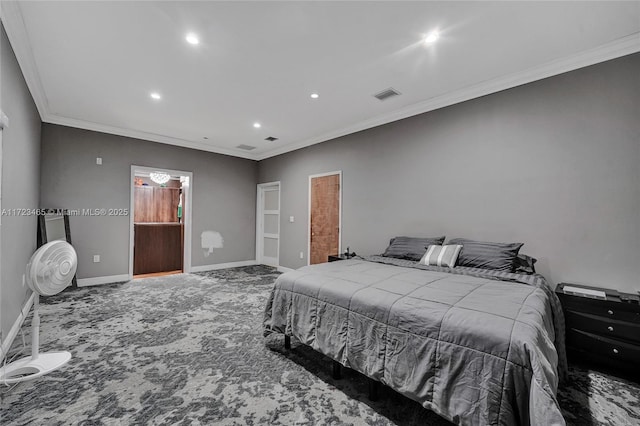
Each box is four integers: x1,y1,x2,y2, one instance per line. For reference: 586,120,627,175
129,166,193,279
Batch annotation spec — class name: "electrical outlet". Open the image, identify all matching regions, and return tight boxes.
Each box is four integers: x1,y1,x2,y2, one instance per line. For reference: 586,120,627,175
289,216,295,223
93,255,100,263
96,157,102,165
299,251,304,259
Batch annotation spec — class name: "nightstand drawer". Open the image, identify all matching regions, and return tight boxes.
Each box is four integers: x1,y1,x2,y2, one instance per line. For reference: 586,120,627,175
567,329,640,362
559,296,640,324
565,310,640,344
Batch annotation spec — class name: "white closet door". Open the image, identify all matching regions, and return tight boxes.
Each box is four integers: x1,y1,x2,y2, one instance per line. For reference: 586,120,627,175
257,183,280,266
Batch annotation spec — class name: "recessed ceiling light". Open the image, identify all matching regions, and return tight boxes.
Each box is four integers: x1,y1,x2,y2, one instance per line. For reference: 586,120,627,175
253,122,261,128
310,93,319,99
423,30,440,45
185,33,199,45
150,92,161,100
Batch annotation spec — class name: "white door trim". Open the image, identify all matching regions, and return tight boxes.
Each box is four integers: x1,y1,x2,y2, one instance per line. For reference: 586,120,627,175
256,181,281,267
0,117,4,340
307,171,342,266
129,165,193,279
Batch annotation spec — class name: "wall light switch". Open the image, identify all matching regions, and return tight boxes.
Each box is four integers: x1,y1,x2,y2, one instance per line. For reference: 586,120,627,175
96,157,102,165
289,216,295,223
93,255,100,263
299,251,304,259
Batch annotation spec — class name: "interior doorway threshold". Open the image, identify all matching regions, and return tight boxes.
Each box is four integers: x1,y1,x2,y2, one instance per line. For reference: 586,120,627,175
133,270,182,279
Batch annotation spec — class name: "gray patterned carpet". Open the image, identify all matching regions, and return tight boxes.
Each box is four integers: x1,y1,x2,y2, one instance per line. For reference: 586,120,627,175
1,266,639,425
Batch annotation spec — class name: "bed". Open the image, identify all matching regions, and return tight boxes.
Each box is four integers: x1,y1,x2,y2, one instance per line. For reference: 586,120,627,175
264,254,567,425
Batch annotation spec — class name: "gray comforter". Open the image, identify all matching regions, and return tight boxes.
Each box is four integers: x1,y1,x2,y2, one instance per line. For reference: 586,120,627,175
264,256,566,425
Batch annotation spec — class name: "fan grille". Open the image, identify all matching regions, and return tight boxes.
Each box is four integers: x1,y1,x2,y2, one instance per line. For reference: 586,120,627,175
27,241,77,296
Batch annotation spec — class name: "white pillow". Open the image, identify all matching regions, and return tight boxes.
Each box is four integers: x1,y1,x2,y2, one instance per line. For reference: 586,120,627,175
420,244,463,268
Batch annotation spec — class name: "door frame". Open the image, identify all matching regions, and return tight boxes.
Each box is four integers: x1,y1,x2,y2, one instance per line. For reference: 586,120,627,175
0,116,3,333
129,165,193,278
307,171,342,266
256,181,281,267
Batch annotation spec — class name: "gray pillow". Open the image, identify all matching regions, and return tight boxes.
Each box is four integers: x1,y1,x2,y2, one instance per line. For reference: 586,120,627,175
447,238,523,272
383,236,446,261
514,254,537,275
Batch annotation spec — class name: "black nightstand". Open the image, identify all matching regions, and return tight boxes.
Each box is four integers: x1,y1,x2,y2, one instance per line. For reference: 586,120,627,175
556,283,640,382
328,254,354,262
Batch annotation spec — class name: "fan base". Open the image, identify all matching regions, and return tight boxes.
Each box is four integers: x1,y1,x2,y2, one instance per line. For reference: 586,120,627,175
0,351,71,384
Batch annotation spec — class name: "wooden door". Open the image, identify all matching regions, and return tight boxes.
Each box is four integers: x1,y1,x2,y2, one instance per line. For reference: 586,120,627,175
134,186,180,223
155,187,180,222
134,186,154,222
310,173,340,264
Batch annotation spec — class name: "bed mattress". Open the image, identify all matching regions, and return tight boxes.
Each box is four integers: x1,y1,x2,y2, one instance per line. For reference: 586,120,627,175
264,256,566,425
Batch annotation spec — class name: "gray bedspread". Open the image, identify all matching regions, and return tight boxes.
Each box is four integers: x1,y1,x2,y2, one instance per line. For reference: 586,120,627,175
264,256,566,425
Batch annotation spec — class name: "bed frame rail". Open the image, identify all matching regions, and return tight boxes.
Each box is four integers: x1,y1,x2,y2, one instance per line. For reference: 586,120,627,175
282,335,379,400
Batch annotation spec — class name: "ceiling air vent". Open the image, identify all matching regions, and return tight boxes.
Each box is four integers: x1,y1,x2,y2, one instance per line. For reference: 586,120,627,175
236,144,256,151
373,87,401,101
264,136,278,142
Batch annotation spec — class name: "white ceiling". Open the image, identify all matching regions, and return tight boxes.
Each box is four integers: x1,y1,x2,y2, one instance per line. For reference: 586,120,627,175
2,1,639,160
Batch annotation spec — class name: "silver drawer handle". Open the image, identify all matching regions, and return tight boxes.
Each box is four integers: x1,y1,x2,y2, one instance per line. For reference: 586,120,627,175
607,326,614,332
607,310,614,315
613,348,619,354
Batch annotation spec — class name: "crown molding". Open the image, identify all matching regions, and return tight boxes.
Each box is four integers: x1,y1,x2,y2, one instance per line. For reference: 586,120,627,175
43,114,258,160
1,1,49,120
255,32,640,160
3,0,638,162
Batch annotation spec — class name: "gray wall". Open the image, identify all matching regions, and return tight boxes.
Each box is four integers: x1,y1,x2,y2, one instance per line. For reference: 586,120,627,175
40,124,257,279
259,53,640,293
1,24,42,339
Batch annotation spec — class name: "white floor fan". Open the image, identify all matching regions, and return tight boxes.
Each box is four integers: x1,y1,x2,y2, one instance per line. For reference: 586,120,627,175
0,240,77,383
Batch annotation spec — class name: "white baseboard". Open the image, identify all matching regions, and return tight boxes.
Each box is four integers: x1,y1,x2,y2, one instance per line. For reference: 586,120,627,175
190,260,258,273
1,291,35,362
77,274,131,287
277,266,294,273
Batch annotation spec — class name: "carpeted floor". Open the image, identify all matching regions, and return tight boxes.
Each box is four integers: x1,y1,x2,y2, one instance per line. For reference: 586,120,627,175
1,266,639,425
